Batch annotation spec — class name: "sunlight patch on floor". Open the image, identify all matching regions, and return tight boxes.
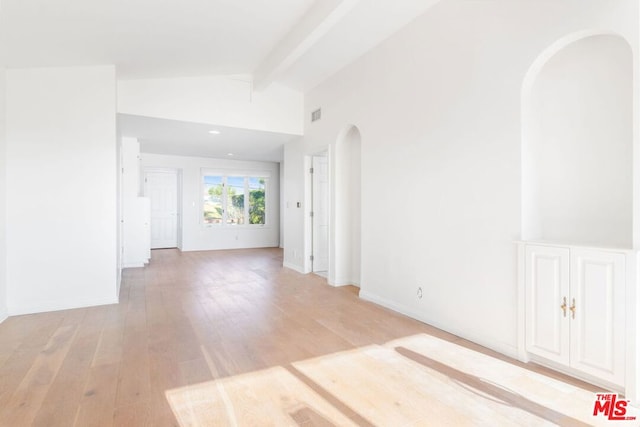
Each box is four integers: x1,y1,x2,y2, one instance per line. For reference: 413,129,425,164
166,334,639,426
165,366,357,426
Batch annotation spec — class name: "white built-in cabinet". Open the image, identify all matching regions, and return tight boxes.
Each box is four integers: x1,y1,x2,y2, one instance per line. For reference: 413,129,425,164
522,243,627,389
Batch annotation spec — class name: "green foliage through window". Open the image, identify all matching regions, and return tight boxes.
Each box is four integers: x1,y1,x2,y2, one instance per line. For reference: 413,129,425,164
248,177,266,225
202,174,267,226
203,176,223,224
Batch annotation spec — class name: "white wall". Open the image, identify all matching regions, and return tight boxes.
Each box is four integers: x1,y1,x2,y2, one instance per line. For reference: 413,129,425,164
141,153,280,251
284,0,638,356
0,68,7,322
118,75,304,135
523,35,632,248
6,65,118,315
282,139,306,272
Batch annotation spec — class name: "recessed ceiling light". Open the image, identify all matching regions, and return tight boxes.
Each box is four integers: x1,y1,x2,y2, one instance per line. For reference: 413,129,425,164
227,153,234,156
208,130,220,135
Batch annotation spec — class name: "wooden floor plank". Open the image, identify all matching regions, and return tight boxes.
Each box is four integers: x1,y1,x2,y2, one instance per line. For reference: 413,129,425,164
115,330,151,408
38,333,101,409
0,325,78,426
74,363,120,427
0,346,45,416
32,399,81,427
113,401,152,427
91,326,124,368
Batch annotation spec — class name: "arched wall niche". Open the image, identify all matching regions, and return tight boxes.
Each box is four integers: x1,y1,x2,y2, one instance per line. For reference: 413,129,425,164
330,124,362,286
521,31,633,248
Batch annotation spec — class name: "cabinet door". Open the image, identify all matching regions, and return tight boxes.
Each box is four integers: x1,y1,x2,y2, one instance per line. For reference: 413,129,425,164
525,245,571,365
570,249,625,386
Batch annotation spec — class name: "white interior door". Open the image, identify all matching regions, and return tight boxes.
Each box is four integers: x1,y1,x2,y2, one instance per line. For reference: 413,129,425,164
145,170,178,249
312,155,329,272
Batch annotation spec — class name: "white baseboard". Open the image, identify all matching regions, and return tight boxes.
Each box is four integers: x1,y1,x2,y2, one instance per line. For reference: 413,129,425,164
283,261,305,274
0,307,8,324
8,295,119,317
182,244,281,252
123,262,145,268
359,290,518,359
328,277,361,287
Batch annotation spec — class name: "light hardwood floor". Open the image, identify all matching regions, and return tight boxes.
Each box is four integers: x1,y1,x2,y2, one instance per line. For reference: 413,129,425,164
0,248,605,426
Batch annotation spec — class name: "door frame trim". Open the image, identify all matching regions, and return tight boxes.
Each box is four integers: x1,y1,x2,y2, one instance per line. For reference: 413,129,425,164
143,167,183,250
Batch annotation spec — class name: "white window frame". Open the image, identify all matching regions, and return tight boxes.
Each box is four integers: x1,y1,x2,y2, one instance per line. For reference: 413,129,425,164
201,169,269,228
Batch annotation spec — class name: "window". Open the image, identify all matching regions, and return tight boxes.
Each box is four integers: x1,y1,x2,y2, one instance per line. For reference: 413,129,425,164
202,172,268,226
248,177,266,225
226,176,245,225
203,175,223,224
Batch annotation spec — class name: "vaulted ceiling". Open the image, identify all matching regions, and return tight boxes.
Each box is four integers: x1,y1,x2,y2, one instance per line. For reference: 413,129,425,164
0,0,317,81
0,0,440,161
0,0,438,90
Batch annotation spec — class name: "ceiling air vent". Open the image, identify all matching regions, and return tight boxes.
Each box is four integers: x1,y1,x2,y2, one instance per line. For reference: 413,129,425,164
311,108,322,122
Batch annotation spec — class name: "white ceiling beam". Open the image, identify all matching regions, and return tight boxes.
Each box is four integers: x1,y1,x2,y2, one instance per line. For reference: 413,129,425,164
252,0,360,91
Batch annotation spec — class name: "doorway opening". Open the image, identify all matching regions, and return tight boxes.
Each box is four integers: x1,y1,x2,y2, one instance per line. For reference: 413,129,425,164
144,168,182,249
